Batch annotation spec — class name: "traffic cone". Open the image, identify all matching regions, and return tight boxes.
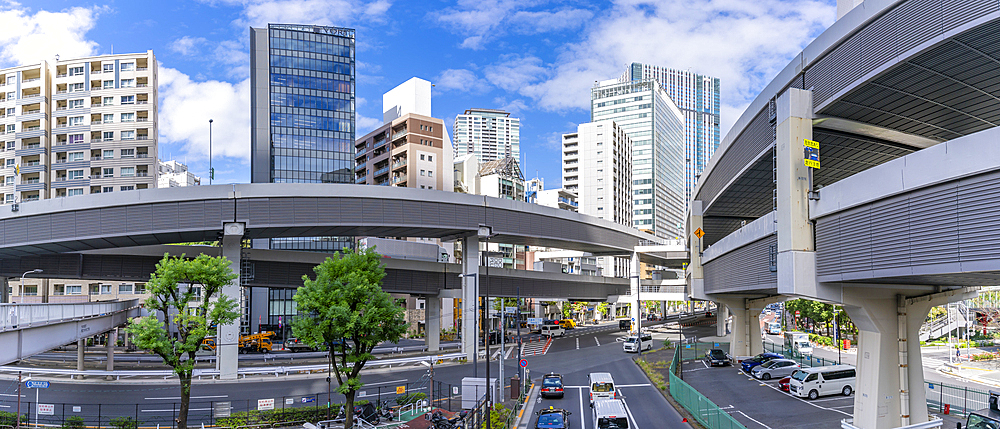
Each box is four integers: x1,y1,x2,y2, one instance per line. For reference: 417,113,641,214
682,418,688,422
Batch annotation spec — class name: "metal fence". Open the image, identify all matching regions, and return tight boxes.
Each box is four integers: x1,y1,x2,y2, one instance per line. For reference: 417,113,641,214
0,299,140,331
0,378,472,429
669,344,746,429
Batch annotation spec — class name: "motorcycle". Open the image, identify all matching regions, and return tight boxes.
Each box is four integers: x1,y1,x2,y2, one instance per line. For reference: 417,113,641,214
353,402,380,424
376,399,395,422
426,410,468,429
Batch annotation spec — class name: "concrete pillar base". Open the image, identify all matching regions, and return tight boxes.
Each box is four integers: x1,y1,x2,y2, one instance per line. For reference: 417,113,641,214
461,236,480,362
217,222,244,380
716,304,728,337
426,296,441,352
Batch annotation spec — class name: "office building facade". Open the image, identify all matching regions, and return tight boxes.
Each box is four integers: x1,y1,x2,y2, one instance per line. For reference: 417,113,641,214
453,108,519,163
620,63,721,203
591,78,684,239
250,23,356,251
158,160,201,187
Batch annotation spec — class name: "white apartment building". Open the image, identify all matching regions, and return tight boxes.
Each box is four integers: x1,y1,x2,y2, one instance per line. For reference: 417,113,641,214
158,160,201,187
591,78,684,239
453,108,520,163
620,63,721,204
563,120,633,277
2,51,159,303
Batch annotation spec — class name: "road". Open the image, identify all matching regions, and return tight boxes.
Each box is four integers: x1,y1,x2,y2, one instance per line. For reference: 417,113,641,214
0,317,706,428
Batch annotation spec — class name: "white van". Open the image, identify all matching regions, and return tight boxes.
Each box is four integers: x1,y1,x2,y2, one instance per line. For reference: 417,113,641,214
593,398,630,428
588,372,616,406
788,365,856,400
540,325,565,337
622,332,652,353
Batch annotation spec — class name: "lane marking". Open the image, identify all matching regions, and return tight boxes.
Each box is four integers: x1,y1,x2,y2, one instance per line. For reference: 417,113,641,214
577,384,585,429
0,394,24,398
615,384,651,388
595,337,601,347
576,338,580,350
621,395,640,429
731,410,772,429
144,395,228,400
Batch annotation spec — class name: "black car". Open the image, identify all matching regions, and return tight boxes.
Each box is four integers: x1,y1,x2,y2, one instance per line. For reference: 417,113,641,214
535,406,571,429
705,349,731,366
540,373,564,398
618,319,631,331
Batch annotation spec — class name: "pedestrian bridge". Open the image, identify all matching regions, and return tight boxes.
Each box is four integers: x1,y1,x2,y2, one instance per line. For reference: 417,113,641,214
0,299,140,365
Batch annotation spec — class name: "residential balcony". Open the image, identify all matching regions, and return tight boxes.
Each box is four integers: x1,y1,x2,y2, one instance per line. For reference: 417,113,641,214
374,166,389,176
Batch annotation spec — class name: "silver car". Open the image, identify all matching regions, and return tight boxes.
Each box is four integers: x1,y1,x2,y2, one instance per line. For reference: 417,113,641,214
751,358,800,380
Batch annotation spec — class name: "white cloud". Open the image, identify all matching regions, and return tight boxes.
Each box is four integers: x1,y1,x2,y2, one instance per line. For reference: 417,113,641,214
433,1,592,49
483,55,547,92
207,0,394,29
0,3,104,68
434,68,491,94
170,36,207,56
487,0,836,135
158,66,251,162
356,112,383,137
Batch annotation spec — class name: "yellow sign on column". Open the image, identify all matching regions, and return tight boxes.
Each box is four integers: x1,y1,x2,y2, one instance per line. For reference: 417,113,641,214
694,228,705,239
396,386,406,394
803,139,820,169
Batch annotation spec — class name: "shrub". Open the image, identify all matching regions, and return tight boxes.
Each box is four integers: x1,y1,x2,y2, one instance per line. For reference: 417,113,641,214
395,392,427,406
216,404,338,428
110,416,141,429
0,411,27,427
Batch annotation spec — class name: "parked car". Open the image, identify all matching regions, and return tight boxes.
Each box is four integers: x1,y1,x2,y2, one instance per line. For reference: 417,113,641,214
535,406,571,429
740,352,783,373
750,358,800,380
618,319,631,331
789,365,856,400
622,333,653,353
779,375,793,392
541,373,565,399
704,349,732,366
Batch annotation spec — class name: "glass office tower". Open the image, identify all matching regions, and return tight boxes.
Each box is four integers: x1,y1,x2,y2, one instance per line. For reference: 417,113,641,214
250,23,355,251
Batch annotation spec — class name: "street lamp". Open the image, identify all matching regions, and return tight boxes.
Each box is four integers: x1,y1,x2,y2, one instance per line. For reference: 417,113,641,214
458,272,479,377
208,119,213,185
834,307,841,365
21,269,41,301
478,225,497,426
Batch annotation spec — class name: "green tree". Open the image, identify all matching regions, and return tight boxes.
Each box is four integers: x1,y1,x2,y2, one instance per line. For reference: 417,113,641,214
596,302,609,317
292,248,408,428
126,254,239,429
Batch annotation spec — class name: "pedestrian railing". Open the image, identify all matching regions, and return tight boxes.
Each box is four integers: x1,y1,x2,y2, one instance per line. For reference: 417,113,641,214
0,299,140,331
669,345,746,429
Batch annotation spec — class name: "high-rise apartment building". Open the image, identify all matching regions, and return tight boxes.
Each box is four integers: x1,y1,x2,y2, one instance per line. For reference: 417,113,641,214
453,109,519,163
250,23,356,251
620,63,720,203
563,120,632,277
0,51,158,204
591,78,684,239
355,113,447,189
158,160,200,187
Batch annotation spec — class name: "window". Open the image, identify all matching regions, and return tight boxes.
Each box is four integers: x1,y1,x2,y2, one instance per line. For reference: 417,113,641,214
428,170,433,177
67,116,84,126
103,80,114,89
5,159,13,167
66,285,82,295
5,125,13,133
103,167,113,177
100,284,112,294
120,185,134,191
428,155,433,162
420,170,425,176
102,113,114,124
120,63,134,71
68,99,84,109
4,176,11,186
67,188,84,197
68,66,84,76
5,108,13,116
68,134,84,144
189,286,202,298
120,112,134,122
103,96,113,106
68,152,84,162
4,194,12,203
420,154,425,161
103,64,114,73
121,148,135,158
103,150,114,159
102,186,113,193
22,285,37,296
67,170,84,180
119,284,133,294
120,79,135,88
69,83,84,92
103,132,114,142
120,95,134,105
121,130,135,141
5,142,12,150
135,283,146,294
121,167,135,177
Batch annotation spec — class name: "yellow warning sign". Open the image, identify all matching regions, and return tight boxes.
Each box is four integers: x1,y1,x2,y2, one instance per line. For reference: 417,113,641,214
803,139,819,149
694,228,705,239
396,386,406,394
804,159,821,169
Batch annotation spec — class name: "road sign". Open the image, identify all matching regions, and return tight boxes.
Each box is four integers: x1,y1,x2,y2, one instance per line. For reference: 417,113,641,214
37,404,54,416
519,359,528,368
25,381,49,389
506,307,518,314
302,396,315,403
795,311,800,316
527,318,542,325
213,402,231,418
257,398,274,411
396,385,406,394
694,228,705,239
804,139,820,169
452,386,459,395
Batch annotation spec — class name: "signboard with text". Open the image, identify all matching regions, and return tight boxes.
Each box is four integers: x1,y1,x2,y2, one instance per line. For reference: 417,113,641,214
37,404,54,416
257,399,274,411
804,139,820,169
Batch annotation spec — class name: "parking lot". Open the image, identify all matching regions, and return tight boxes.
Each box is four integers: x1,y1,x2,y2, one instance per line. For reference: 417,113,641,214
679,352,854,429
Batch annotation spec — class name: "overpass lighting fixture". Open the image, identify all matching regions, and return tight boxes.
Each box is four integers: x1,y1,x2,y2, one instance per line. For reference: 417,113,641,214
477,225,493,238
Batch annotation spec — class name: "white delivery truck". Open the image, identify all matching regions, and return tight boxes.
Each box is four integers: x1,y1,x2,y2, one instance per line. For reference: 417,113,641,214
784,332,813,356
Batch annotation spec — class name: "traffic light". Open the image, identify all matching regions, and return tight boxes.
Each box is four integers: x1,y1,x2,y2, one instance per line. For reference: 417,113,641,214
210,168,215,180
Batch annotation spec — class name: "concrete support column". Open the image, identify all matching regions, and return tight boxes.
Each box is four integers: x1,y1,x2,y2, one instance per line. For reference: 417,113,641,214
0,277,7,304
630,252,640,334
534,301,542,318
687,200,706,301
76,338,85,379
461,236,480,362
106,329,115,371
218,222,244,380
716,298,767,357
716,304,728,337
426,296,441,352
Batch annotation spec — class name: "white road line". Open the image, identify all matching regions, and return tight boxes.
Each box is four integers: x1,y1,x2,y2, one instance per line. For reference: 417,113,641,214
701,360,709,369
731,410,772,429
757,380,852,416
576,338,580,350
595,337,601,347
621,395,640,429
810,396,853,403
828,405,855,409
616,384,651,388
577,385,586,429
0,394,24,398
144,395,228,400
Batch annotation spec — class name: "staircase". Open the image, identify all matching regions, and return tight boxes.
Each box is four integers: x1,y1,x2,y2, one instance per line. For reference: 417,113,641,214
919,302,971,342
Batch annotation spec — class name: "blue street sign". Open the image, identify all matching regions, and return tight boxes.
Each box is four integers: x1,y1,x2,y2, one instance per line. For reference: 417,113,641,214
519,359,528,368
26,381,49,389
301,396,316,403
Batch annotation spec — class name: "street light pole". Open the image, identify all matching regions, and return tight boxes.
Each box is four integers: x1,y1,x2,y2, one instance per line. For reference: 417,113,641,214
20,269,42,302
208,119,213,185
834,307,841,365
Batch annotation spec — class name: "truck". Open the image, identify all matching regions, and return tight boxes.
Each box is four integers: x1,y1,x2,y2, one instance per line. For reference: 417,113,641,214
784,331,813,356
201,331,275,354
965,390,1000,428
358,237,449,262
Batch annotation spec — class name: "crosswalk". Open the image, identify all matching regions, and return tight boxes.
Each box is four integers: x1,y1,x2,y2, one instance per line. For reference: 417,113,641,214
504,338,552,358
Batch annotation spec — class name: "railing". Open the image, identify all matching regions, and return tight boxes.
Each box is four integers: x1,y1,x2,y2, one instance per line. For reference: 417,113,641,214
374,166,389,176
670,345,746,429
0,299,140,332
21,78,39,83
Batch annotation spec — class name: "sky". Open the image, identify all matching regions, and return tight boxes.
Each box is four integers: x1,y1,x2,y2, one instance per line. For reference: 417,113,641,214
1,0,838,188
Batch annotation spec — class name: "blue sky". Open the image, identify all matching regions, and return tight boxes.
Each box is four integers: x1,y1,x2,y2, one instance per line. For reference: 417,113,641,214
0,0,836,188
